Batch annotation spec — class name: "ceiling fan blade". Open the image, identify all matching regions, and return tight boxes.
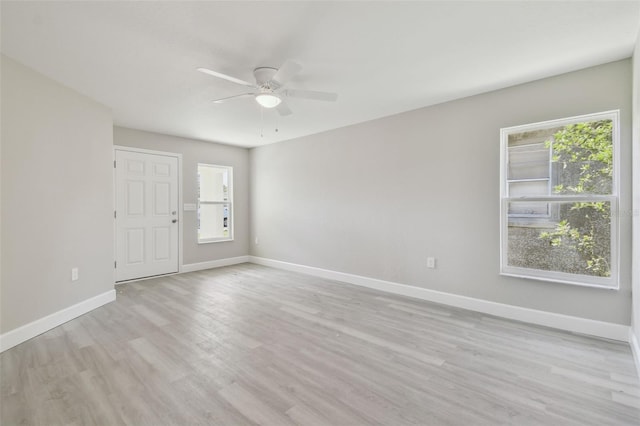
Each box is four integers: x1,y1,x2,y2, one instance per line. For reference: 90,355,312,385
212,93,256,103
284,89,338,102
271,61,302,87
198,68,255,87
276,101,293,116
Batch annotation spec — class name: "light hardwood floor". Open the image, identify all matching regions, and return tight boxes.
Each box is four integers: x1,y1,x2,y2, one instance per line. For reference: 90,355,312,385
1,263,639,425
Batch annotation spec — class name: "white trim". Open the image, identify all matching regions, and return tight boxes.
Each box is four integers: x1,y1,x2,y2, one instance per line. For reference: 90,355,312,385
198,238,234,244
630,330,640,381
0,290,116,353
500,267,618,290
114,145,182,158
249,256,629,342
179,155,184,273
182,256,249,273
500,110,621,142
115,271,179,285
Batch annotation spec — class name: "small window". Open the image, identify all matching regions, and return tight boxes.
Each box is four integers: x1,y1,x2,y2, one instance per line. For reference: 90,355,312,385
500,111,619,288
197,164,233,243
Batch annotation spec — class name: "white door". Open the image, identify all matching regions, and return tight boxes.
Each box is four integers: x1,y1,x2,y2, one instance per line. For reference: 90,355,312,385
115,149,179,281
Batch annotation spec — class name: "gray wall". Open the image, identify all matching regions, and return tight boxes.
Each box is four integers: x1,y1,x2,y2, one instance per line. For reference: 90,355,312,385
1,55,114,333
250,59,633,325
632,32,640,341
113,127,249,265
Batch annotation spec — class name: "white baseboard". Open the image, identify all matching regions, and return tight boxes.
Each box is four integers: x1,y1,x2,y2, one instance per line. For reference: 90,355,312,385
181,255,249,273
630,330,640,381
0,289,116,353
249,256,630,342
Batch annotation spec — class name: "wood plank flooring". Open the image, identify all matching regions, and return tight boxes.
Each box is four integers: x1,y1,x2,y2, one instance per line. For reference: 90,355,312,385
1,263,639,425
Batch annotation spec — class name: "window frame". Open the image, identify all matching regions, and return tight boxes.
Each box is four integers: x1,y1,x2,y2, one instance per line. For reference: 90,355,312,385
499,110,620,289
197,163,234,244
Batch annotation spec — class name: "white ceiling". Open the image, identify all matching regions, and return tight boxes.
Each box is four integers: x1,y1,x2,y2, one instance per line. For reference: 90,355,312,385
2,1,639,148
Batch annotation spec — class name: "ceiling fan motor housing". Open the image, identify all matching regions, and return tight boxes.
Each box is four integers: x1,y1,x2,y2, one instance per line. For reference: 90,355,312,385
254,67,278,88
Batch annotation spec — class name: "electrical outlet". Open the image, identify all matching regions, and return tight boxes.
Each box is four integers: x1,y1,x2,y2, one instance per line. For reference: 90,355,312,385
71,268,79,281
427,257,436,269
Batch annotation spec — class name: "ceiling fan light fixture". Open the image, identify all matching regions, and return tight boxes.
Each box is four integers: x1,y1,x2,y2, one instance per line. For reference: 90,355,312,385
255,93,282,108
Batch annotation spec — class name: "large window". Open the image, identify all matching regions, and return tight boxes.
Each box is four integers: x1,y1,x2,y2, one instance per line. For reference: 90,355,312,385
500,111,619,288
197,164,233,243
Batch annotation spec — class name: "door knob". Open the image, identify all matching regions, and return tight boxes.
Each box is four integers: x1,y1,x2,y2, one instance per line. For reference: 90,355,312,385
172,219,177,223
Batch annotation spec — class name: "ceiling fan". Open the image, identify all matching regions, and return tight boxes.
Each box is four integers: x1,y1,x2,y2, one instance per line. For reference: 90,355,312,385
197,61,338,116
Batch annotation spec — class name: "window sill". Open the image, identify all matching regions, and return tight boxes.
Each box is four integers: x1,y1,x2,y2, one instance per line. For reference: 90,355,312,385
500,269,618,290
198,238,234,244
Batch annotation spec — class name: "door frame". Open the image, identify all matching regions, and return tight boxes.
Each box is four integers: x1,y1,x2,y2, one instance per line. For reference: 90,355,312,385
113,145,183,283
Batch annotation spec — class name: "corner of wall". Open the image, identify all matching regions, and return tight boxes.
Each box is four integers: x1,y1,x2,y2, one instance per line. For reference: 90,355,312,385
630,18,640,379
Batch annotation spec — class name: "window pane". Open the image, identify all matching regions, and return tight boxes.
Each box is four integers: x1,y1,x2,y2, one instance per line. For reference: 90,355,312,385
198,165,229,202
551,120,613,195
508,201,549,217
198,203,230,240
507,119,613,196
508,180,548,197
506,200,611,277
507,141,551,180
507,181,550,217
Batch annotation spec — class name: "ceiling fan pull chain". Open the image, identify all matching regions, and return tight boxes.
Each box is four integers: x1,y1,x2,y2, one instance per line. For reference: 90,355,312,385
260,105,264,138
